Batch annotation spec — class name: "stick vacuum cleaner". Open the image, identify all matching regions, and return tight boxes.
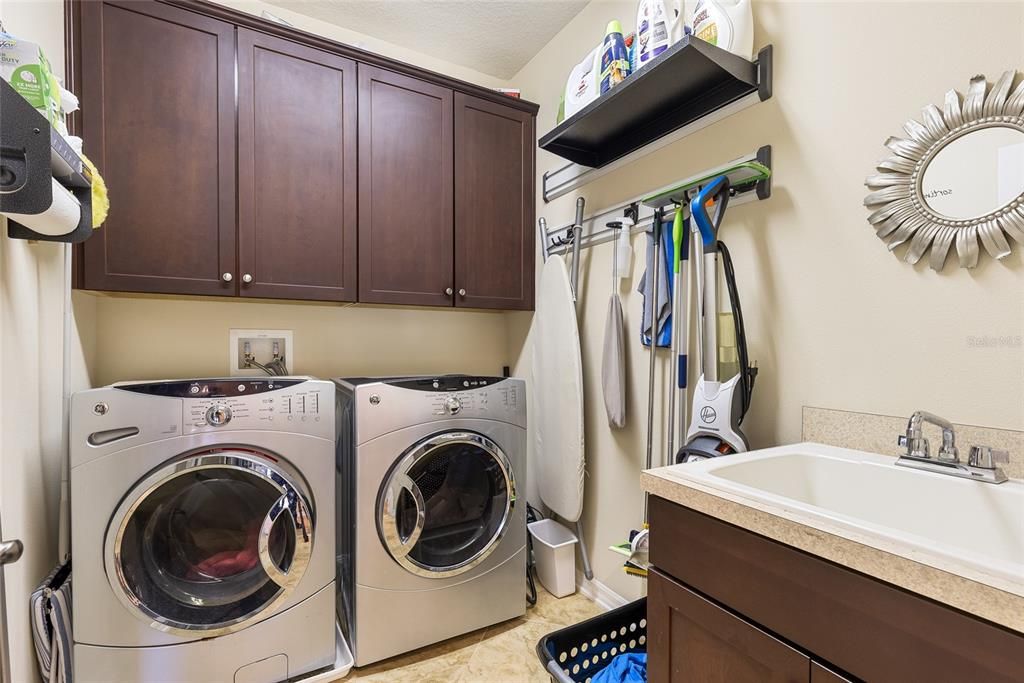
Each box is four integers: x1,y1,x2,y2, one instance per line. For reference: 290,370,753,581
676,176,758,463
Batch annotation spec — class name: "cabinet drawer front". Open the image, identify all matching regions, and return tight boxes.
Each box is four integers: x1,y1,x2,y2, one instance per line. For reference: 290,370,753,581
237,29,357,302
649,496,1024,682
454,93,535,310
80,0,235,295
648,568,808,683
357,65,454,306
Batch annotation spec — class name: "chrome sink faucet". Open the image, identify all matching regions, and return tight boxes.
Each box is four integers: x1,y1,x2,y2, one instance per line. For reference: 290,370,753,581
896,410,1009,484
898,410,959,461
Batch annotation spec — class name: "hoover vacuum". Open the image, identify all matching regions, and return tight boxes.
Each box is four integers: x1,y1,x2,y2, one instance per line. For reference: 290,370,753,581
676,175,758,463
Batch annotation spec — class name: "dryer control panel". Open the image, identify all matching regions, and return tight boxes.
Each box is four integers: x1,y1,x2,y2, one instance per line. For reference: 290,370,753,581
424,382,521,418
342,376,527,440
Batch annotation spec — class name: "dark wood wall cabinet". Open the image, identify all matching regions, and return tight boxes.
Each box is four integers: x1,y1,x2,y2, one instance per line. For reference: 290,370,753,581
647,496,1024,683
69,0,537,309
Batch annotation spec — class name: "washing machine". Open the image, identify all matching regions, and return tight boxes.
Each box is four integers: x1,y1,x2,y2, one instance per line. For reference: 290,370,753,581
69,378,336,683
334,375,527,666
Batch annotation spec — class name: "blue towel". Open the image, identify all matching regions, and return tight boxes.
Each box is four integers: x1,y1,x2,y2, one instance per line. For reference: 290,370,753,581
592,652,647,683
638,221,673,347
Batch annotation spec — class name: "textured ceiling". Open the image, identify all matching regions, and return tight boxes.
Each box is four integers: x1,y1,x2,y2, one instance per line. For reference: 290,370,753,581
262,0,589,79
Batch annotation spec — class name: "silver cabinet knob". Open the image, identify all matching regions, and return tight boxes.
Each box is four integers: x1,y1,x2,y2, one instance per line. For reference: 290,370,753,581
242,273,253,284
458,288,467,297
445,287,453,296
222,272,233,282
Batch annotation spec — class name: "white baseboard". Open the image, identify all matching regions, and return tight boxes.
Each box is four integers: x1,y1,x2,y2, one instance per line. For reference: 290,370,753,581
575,571,631,610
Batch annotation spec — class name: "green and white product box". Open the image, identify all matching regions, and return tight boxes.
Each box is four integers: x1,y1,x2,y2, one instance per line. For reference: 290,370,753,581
0,32,63,128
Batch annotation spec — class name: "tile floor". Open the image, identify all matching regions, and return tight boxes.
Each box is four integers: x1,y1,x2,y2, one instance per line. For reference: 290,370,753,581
341,588,606,682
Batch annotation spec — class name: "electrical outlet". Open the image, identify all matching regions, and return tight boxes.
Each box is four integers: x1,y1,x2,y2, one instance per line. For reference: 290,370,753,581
229,329,294,377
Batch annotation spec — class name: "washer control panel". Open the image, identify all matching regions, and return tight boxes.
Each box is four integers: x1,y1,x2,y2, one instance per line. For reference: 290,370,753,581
174,379,327,434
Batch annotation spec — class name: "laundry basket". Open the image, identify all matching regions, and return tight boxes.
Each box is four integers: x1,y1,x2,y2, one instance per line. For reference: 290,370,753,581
536,598,647,683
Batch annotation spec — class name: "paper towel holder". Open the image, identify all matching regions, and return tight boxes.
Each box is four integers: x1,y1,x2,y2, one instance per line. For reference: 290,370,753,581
0,79,93,243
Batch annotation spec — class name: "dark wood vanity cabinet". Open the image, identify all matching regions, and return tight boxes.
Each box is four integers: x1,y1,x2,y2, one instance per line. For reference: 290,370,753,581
648,569,808,682
647,496,1024,683
70,0,537,309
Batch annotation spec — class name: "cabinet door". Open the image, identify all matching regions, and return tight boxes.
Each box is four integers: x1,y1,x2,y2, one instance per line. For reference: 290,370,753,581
79,1,235,295
454,94,535,310
358,65,454,306
237,30,357,301
648,569,809,683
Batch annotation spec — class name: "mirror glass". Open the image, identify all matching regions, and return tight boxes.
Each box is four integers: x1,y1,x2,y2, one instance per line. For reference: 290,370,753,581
921,126,1024,219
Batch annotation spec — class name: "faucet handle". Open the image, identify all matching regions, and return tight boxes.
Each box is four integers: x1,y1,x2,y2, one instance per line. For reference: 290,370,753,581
937,443,959,462
898,434,929,458
968,446,1009,470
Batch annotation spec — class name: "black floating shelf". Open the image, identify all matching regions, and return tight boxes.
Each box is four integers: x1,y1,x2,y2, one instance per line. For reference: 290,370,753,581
539,38,773,169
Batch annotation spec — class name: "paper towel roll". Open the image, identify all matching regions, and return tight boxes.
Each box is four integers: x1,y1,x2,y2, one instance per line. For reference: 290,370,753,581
3,178,81,236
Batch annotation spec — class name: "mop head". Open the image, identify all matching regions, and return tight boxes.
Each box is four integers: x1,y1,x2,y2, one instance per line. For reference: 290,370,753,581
623,561,648,578
612,526,650,578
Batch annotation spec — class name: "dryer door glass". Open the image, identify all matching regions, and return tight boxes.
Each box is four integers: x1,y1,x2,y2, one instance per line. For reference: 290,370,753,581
380,431,515,578
109,451,315,636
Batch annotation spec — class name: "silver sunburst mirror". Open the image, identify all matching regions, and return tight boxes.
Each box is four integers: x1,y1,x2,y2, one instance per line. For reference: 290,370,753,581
865,70,1024,270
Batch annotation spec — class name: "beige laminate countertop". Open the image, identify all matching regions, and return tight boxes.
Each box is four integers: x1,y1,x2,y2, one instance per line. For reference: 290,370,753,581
641,467,1024,634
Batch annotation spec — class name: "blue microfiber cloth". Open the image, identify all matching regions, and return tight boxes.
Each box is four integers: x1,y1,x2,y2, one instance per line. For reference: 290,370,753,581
591,652,647,683
638,221,673,348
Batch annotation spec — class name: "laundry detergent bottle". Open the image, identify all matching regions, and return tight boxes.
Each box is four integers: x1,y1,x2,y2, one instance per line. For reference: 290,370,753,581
635,0,682,67
691,0,753,61
599,20,631,93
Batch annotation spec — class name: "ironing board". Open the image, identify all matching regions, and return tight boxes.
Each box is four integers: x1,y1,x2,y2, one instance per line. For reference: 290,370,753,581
532,256,585,523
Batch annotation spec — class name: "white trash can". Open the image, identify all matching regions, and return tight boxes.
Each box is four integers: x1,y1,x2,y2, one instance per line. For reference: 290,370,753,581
528,518,578,598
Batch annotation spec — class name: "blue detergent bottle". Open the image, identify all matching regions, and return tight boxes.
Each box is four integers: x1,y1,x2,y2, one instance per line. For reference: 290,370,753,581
600,20,631,93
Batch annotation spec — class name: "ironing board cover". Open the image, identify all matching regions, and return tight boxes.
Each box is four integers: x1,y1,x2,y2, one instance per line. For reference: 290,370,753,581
532,256,585,522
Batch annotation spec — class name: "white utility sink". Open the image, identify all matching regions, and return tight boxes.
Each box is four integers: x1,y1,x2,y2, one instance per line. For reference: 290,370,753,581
655,443,1024,595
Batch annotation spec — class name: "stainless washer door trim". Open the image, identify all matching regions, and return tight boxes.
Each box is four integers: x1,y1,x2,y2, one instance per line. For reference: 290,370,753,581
258,487,314,589
377,431,516,579
104,449,315,638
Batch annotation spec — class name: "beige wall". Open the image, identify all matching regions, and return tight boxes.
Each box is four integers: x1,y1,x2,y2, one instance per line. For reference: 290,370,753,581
211,0,506,89
0,3,97,680
508,0,1024,601
90,295,510,384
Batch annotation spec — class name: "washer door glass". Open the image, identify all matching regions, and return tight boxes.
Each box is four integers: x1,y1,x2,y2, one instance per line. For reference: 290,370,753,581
109,450,314,636
379,431,515,578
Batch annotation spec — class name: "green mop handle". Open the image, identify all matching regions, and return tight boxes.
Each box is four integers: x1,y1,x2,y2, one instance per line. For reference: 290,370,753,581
672,205,688,391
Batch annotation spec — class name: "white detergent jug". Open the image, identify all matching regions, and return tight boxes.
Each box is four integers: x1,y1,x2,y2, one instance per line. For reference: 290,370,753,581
691,0,753,61
668,0,687,44
635,0,687,68
563,43,602,120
